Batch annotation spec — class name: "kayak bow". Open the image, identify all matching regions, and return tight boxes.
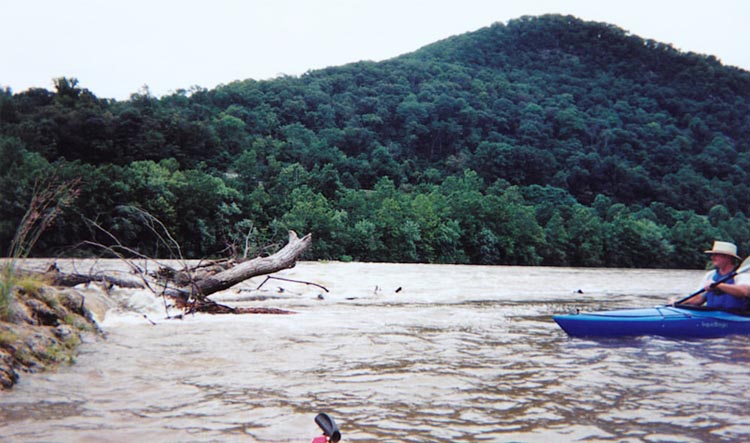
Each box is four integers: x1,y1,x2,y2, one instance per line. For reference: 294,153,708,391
553,306,750,338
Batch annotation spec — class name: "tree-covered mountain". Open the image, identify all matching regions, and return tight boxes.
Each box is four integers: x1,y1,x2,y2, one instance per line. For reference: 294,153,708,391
1,14,749,268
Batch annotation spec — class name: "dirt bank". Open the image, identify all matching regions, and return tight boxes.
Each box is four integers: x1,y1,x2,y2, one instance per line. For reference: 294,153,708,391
0,285,99,390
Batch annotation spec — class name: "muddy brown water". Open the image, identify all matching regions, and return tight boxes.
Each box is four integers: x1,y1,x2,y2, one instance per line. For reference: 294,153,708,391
2,261,749,442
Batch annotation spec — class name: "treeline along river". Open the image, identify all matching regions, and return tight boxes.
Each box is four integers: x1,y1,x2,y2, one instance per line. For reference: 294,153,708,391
3,15,750,269
1,261,749,442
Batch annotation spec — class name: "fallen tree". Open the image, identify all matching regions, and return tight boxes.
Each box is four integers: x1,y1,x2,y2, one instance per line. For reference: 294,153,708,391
4,180,314,317
171,231,313,297
164,231,313,315
43,231,314,315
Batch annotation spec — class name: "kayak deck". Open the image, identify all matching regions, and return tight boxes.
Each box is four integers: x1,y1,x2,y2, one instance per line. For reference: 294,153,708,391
553,306,750,338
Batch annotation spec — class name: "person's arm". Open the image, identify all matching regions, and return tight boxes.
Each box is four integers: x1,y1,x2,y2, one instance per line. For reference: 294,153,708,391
715,273,750,298
676,271,714,306
678,293,706,306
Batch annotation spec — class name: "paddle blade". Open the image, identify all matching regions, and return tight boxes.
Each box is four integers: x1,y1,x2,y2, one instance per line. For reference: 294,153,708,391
737,256,750,275
314,413,341,442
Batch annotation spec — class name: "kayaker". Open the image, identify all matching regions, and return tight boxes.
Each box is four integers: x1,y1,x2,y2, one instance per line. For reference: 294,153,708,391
679,241,750,310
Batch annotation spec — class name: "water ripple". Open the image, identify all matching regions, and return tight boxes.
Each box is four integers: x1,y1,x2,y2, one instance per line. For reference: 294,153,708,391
4,263,750,442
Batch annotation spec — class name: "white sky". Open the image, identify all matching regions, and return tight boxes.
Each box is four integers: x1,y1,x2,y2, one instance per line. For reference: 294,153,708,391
2,0,749,101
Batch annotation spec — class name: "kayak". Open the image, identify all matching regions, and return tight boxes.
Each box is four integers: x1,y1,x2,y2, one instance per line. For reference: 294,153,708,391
553,306,750,338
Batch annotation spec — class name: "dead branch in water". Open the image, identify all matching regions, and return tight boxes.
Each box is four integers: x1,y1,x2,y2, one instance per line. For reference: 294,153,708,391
182,298,296,315
56,230,311,317
256,275,329,293
5,188,315,318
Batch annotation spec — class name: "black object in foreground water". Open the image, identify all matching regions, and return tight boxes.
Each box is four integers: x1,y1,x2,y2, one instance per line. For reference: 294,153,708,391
312,412,341,442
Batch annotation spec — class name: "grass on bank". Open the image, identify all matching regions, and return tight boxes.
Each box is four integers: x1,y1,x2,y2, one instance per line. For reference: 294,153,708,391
0,261,55,322
0,262,17,321
1,178,79,322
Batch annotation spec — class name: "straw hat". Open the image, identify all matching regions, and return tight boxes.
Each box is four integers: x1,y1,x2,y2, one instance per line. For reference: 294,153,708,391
704,241,741,260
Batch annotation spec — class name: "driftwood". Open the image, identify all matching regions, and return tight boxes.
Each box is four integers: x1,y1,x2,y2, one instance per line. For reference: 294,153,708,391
44,263,146,289
167,231,313,314
42,231,313,316
181,231,312,297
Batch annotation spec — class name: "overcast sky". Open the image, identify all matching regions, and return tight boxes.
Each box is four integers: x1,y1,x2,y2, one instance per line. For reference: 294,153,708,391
3,0,749,101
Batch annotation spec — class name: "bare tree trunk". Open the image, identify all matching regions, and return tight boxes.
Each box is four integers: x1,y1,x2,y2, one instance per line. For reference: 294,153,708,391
44,264,146,289
32,231,313,315
52,273,146,289
186,231,312,297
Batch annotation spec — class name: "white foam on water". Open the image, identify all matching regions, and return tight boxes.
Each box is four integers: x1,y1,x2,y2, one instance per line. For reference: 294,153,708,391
96,287,172,327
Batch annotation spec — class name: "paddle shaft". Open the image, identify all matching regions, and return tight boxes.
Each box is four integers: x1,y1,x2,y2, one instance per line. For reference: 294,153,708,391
675,257,750,305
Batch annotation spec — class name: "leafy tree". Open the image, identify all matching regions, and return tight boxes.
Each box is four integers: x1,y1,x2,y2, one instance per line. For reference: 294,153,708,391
0,137,52,252
604,213,673,268
274,187,347,260
2,14,749,268
669,211,718,268
566,205,605,267
542,211,570,266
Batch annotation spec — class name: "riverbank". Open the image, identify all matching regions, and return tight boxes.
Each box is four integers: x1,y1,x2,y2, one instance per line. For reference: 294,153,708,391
0,284,99,390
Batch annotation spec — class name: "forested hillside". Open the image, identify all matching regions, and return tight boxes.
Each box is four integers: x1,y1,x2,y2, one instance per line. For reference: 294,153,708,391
1,14,749,268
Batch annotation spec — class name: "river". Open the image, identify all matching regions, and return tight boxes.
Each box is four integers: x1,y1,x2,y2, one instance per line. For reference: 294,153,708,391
1,261,749,443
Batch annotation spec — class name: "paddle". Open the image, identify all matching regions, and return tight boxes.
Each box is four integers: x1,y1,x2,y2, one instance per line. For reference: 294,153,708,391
314,412,341,443
673,256,750,306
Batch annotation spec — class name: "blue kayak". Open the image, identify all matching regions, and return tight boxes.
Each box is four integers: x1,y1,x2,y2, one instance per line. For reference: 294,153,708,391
553,306,750,338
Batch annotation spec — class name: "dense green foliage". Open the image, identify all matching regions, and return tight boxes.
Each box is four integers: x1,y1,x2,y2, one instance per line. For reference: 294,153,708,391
2,15,749,268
